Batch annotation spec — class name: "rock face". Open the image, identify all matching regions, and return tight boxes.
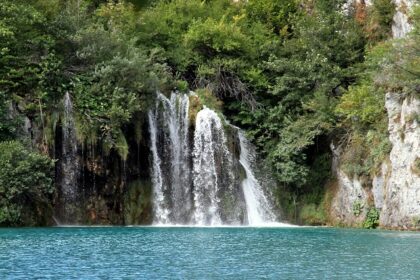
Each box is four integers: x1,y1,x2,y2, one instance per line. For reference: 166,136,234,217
331,94,420,229
380,93,420,228
392,0,415,38
330,0,419,230
347,0,414,38
330,170,369,227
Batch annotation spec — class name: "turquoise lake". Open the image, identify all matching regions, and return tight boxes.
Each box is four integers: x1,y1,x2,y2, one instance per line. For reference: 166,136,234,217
0,227,419,279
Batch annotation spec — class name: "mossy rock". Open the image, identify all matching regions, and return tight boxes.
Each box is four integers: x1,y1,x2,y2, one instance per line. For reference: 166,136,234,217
412,157,420,176
195,88,223,112
188,94,203,128
124,179,153,225
188,88,224,128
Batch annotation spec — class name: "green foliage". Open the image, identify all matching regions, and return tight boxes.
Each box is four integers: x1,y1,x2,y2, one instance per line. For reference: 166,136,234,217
195,88,223,112
306,153,332,199
299,203,327,225
363,207,380,229
372,0,395,26
0,95,21,141
137,0,278,103
244,0,297,35
336,83,384,125
66,0,169,156
335,40,398,178
124,179,153,225
0,0,68,107
375,6,420,97
0,141,54,226
353,200,364,217
341,125,391,177
365,0,396,41
0,1,48,94
185,18,249,56
268,117,321,185
236,2,365,188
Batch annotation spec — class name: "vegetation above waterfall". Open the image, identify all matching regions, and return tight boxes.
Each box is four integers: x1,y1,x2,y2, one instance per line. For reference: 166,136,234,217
0,0,419,226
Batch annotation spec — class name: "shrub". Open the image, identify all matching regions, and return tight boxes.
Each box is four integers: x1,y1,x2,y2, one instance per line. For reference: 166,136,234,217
0,141,54,226
363,207,380,229
353,200,364,217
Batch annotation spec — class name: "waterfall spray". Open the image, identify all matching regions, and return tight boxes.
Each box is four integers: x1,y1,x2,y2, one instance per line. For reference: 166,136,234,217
148,92,192,224
149,92,280,226
192,107,232,225
238,131,277,225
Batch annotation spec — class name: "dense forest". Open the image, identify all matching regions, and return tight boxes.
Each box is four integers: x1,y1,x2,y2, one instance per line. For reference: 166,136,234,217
0,0,419,227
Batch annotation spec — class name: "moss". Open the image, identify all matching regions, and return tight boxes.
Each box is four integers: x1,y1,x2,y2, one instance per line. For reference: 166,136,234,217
133,113,145,145
85,197,111,225
341,121,391,177
322,181,336,223
44,111,59,147
405,112,418,124
272,187,297,223
188,88,225,129
74,113,98,147
411,216,420,230
124,180,153,225
188,94,203,127
195,88,223,112
412,157,420,176
115,131,129,161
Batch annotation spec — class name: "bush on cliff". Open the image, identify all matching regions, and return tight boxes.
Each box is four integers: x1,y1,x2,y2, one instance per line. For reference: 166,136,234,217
0,141,54,226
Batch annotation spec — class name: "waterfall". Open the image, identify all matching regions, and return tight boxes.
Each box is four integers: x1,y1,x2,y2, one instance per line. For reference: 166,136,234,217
148,110,169,224
148,92,192,224
238,131,277,225
149,92,279,226
192,108,234,225
60,92,80,223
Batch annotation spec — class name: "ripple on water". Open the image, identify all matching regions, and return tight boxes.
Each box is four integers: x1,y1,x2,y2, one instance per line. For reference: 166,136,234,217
0,227,419,279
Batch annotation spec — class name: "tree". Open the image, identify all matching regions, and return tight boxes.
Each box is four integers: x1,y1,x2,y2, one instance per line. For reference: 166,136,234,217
0,141,54,226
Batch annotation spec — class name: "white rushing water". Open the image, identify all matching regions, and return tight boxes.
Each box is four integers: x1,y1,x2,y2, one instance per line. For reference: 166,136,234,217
192,107,231,225
148,109,170,224
149,92,191,224
149,92,282,226
60,92,80,222
238,131,277,225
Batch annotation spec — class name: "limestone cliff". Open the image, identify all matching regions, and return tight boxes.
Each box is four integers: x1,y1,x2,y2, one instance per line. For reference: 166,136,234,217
330,0,420,230
330,94,420,229
392,0,415,38
380,93,420,228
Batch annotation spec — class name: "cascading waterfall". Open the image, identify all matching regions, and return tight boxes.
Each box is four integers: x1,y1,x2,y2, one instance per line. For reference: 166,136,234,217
148,92,192,224
238,131,277,225
192,108,234,225
60,92,80,223
149,92,279,226
148,110,169,224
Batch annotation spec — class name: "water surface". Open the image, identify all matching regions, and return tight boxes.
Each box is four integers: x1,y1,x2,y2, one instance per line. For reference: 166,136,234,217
0,227,419,279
